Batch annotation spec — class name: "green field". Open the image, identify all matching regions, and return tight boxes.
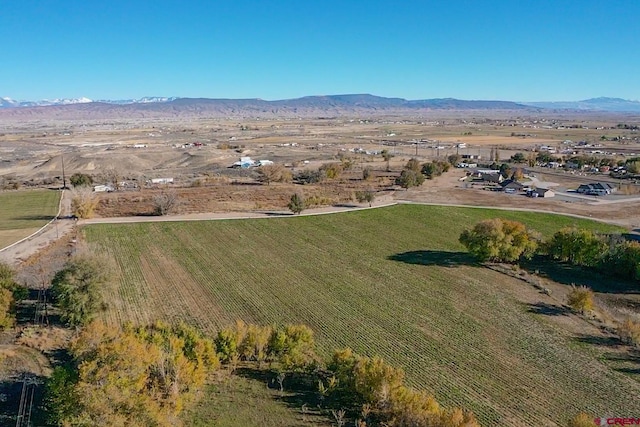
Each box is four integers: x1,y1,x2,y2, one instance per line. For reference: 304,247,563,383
84,205,638,426
0,190,61,248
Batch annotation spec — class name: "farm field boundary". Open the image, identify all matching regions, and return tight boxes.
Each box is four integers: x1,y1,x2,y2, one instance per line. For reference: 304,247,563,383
83,204,637,426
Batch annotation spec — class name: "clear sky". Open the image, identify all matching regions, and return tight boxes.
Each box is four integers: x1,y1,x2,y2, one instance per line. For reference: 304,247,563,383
1,0,638,102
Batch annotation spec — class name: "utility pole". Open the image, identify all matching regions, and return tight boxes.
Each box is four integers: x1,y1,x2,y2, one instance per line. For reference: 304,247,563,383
61,154,67,189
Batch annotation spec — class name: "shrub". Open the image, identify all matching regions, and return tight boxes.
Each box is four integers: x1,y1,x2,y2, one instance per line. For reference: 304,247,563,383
396,169,424,189
320,163,343,179
295,169,324,184
288,193,305,214
355,190,376,207
256,164,292,185
568,412,597,427
421,161,450,179
566,285,594,314
618,318,640,347
305,195,333,207
405,158,421,173
362,167,372,181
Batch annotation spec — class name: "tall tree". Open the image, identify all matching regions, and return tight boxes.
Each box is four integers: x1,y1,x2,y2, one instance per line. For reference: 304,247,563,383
51,255,110,326
381,150,394,172
396,169,424,190
69,173,93,188
459,218,539,263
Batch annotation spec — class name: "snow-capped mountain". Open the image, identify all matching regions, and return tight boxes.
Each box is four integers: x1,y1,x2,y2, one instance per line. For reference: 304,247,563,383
0,97,20,107
0,96,177,108
94,96,178,105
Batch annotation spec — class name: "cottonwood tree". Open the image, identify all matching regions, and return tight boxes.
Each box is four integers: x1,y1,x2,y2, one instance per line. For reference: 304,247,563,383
102,166,122,190
46,322,218,426
51,255,110,326
459,218,539,263
69,173,93,188
71,186,99,218
0,263,28,329
153,191,180,215
256,164,291,185
544,228,607,267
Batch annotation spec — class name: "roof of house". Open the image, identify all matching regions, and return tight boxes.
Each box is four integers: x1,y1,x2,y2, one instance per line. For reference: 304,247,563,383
500,179,524,189
535,187,553,194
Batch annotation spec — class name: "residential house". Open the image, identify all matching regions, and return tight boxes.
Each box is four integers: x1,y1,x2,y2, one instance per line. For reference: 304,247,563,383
529,188,555,198
500,179,524,193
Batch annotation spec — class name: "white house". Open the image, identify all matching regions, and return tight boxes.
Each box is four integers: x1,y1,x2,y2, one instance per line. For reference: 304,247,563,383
232,156,257,168
93,184,114,192
150,178,174,185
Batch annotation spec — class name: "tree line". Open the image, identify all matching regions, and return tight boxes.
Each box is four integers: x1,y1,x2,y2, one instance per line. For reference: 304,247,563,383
459,219,640,349
459,219,640,285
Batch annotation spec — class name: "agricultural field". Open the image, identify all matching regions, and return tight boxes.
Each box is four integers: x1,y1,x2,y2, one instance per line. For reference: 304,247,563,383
0,190,60,248
83,204,638,426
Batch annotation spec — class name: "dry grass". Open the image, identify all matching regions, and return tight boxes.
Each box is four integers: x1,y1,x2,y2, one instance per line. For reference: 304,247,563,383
16,326,73,352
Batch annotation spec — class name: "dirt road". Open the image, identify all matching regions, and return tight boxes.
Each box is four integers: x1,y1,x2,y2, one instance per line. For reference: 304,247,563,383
0,190,76,266
3,182,639,267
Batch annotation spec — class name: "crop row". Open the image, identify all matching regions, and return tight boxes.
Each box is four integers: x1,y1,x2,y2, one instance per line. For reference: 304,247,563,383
84,205,638,426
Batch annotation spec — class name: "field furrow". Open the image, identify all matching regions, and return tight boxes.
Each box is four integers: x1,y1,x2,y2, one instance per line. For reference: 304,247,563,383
84,205,639,426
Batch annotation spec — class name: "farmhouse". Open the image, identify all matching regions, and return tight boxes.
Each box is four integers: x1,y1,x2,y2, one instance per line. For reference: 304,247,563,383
500,179,524,193
481,173,504,184
527,188,555,198
576,182,616,195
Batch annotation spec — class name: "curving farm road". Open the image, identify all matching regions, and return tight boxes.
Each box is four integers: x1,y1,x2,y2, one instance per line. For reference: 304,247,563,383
1,191,635,266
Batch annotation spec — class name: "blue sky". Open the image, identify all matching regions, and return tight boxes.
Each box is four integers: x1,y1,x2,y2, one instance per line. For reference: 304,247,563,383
1,0,638,102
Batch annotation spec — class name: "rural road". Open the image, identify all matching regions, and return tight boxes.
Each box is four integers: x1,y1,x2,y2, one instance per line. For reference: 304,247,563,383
1,192,635,266
0,190,76,265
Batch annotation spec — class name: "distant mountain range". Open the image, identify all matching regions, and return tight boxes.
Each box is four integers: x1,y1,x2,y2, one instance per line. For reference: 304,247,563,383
0,94,639,120
523,97,640,112
0,96,178,108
